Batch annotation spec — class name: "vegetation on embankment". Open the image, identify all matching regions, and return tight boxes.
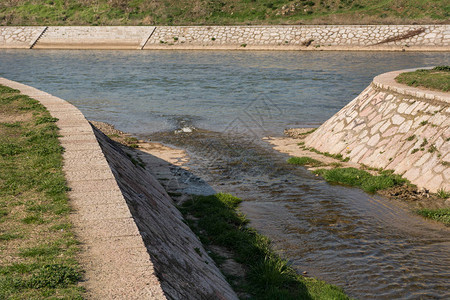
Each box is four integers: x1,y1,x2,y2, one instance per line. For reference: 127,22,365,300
0,85,83,299
416,208,450,225
1,0,449,26
180,193,350,300
395,66,450,92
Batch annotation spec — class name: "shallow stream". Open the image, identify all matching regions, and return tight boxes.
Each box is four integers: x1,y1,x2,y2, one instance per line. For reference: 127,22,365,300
1,50,449,298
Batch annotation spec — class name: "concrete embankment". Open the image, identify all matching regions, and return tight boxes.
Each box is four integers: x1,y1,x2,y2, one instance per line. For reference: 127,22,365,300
0,25,449,50
304,69,449,192
0,78,238,299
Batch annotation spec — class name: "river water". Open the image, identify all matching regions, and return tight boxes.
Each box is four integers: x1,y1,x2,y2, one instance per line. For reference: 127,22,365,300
1,50,449,299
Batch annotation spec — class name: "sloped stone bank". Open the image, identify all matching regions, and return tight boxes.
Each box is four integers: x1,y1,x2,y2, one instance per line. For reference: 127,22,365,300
0,25,448,50
304,69,449,192
0,78,237,299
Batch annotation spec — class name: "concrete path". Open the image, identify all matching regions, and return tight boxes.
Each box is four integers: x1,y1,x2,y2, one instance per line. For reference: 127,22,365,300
0,78,166,299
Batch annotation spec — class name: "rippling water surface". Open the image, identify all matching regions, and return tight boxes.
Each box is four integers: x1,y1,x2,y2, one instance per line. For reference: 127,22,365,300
1,50,449,299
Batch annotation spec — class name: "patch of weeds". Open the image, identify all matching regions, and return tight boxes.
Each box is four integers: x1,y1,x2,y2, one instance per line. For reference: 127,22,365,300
420,138,428,147
416,208,450,225
314,167,408,193
406,135,416,141
19,244,61,258
305,146,349,162
211,37,216,41
35,116,58,125
173,37,178,41
0,233,22,241
194,247,202,256
240,43,247,47
287,156,324,167
297,141,305,147
330,162,343,168
21,214,45,224
411,148,419,154
436,188,450,199
107,133,120,138
428,144,437,153
179,193,349,299
125,152,145,168
442,161,449,166
28,264,81,289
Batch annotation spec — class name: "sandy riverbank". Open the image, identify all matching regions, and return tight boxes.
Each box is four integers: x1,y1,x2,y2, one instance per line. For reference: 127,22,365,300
267,128,450,212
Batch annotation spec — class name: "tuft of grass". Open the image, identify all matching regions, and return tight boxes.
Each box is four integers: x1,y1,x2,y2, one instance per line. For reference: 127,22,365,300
0,85,83,299
314,167,409,193
406,135,416,141
416,208,450,225
180,193,349,299
287,156,324,167
396,66,450,92
436,188,450,199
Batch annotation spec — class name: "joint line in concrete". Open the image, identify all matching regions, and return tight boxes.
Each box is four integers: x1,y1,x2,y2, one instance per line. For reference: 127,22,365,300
29,26,48,49
139,26,156,50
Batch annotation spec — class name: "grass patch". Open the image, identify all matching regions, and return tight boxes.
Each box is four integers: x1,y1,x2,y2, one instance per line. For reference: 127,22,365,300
287,156,324,167
1,0,448,26
313,168,409,193
180,193,349,300
0,85,83,299
437,188,450,199
396,66,450,92
416,208,450,225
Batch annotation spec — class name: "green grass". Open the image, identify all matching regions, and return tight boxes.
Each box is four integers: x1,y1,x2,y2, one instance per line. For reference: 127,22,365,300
1,0,448,25
180,193,349,300
416,208,450,225
287,156,324,167
437,188,450,199
0,85,83,299
395,66,450,92
313,168,409,193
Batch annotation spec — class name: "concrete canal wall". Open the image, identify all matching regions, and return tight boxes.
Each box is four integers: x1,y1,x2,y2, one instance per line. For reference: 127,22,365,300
304,69,450,192
0,25,449,50
0,78,238,299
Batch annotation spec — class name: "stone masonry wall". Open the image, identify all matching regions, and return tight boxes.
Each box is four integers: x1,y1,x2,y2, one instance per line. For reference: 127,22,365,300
304,69,449,192
145,25,449,50
0,26,46,48
0,25,449,50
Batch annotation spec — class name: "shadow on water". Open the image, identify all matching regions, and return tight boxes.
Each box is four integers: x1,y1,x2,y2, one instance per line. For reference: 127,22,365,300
147,128,450,300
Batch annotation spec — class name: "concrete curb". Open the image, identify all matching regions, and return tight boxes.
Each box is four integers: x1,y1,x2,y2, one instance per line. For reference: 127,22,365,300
0,78,166,299
373,68,450,104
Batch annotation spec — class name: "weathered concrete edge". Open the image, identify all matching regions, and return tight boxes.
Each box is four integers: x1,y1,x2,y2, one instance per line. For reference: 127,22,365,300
373,68,450,103
0,78,167,299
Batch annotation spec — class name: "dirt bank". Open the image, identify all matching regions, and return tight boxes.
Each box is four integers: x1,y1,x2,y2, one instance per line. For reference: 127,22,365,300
268,128,449,212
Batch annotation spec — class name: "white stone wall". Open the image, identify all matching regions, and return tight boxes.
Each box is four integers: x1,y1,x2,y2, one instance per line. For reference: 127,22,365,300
34,26,155,49
305,70,449,192
145,25,450,48
1,25,448,49
0,26,46,48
